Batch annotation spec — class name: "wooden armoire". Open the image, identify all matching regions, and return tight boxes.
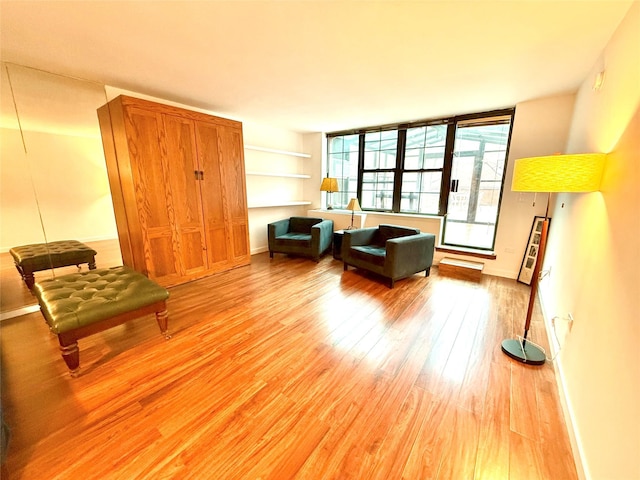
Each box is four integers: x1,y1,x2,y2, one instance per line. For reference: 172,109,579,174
97,95,250,287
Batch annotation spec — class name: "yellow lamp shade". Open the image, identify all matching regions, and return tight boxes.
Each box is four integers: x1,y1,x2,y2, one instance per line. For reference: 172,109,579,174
346,198,361,211
320,177,339,192
511,153,606,192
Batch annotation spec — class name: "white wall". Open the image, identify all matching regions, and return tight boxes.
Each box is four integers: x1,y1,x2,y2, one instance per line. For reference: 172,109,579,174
493,94,576,277
538,4,640,479
303,132,325,211
0,126,45,249
0,127,116,250
243,122,310,254
0,64,117,251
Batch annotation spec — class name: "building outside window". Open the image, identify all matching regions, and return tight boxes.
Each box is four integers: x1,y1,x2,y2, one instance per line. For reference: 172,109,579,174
326,109,514,251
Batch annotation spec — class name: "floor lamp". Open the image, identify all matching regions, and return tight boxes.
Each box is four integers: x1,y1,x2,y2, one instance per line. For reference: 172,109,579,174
501,153,606,365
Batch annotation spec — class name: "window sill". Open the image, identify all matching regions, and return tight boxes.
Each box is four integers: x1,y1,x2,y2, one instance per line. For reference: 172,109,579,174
310,209,441,219
309,208,362,215
436,245,496,260
362,211,442,221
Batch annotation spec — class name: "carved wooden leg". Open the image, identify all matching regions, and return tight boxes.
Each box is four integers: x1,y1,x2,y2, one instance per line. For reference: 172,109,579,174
269,251,274,259
343,263,348,271
58,336,80,377
16,263,35,289
155,308,171,340
14,262,24,279
88,258,97,270
425,267,431,277
24,271,35,290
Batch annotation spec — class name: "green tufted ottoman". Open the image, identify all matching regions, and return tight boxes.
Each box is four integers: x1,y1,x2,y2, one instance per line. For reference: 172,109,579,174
10,240,97,290
34,266,170,377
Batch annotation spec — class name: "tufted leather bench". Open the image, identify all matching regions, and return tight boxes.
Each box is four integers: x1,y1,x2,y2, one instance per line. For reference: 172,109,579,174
10,240,97,290
34,266,170,376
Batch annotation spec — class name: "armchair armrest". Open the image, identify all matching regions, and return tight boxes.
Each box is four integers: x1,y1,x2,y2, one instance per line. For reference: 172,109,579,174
311,219,334,258
268,219,290,242
384,233,436,278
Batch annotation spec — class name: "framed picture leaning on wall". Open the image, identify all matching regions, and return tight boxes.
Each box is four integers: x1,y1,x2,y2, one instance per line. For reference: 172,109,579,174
518,216,549,285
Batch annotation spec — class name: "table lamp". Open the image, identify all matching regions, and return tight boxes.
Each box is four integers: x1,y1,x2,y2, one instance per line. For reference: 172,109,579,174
346,197,362,230
320,177,339,210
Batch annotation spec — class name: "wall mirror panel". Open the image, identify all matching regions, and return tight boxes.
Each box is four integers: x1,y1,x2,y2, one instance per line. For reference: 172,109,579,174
0,63,121,315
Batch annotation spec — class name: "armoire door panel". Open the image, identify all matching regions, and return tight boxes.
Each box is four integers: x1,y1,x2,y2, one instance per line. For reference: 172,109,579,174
217,127,248,219
147,235,179,280
194,121,229,267
217,126,250,263
180,229,210,271
232,223,249,259
163,114,208,275
125,108,173,232
194,121,226,223
206,226,229,264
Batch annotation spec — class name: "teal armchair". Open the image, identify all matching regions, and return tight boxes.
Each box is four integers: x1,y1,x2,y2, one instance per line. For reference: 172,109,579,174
342,224,436,288
268,217,334,262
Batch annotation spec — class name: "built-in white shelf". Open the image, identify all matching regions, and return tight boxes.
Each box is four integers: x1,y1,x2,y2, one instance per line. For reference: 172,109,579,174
246,171,311,179
244,144,311,210
244,144,311,158
248,201,312,209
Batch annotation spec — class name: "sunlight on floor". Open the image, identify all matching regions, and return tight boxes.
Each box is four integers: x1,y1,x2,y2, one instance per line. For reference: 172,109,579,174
320,290,390,363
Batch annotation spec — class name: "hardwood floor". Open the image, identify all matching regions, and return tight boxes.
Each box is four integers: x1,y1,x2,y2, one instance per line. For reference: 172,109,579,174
0,252,577,479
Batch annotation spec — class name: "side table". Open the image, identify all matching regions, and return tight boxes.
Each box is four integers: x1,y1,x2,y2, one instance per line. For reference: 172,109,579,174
333,230,345,260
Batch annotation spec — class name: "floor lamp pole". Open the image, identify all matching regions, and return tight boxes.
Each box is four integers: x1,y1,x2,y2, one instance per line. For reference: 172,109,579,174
522,217,549,342
501,202,550,365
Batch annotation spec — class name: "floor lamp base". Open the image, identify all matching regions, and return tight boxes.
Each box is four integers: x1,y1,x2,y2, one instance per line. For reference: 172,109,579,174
501,338,546,365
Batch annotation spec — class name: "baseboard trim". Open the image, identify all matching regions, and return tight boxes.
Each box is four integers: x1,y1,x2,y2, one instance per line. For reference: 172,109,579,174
0,304,40,322
538,288,589,480
251,246,269,255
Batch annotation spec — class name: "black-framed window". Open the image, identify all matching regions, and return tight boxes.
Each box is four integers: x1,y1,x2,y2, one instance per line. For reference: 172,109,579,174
326,109,515,250
361,129,397,210
400,124,448,215
328,134,359,209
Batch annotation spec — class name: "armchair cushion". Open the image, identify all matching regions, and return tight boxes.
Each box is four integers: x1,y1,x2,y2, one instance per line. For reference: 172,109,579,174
273,232,312,248
350,245,386,267
378,224,419,244
289,217,320,234
268,216,334,262
343,224,435,288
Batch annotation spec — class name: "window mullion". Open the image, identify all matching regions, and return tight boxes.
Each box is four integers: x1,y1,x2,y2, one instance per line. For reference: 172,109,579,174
392,129,406,213
439,123,456,216
356,133,365,201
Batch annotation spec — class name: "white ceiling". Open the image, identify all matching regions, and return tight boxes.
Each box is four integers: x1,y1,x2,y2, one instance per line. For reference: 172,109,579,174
0,1,633,133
